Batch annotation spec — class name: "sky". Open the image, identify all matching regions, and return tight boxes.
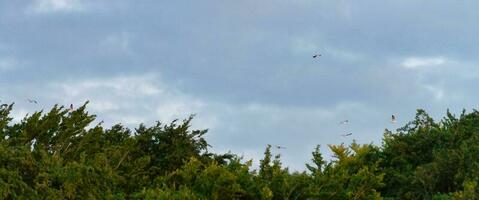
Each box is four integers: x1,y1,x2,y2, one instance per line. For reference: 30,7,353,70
1,0,479,171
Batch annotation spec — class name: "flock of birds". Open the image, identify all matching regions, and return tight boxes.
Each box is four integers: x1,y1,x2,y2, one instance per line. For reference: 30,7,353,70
313,53,397,137
271,53,397,149
4,53,396,151
338,114,396,138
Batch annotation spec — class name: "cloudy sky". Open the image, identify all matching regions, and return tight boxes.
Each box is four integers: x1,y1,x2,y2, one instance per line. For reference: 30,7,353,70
1,0,479,171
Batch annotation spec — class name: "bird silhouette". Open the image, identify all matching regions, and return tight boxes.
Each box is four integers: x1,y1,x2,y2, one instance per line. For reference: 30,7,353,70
27,99,38,104
391,115,397,123
69,104,74,112
275,145,286,149
313,54,322,58
341,133,353,137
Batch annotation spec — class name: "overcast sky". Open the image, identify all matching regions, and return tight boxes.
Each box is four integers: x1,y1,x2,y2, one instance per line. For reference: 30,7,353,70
1,0,479,171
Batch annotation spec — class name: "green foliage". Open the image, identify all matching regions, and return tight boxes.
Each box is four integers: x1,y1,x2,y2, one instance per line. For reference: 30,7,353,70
1,103,479,199
378,109,479,199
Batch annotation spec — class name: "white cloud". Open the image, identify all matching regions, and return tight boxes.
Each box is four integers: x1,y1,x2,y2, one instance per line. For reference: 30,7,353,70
30,0,83,14
0,57,21,71
401,57,446,69
422,84,445,101
56,75,162,98
46,74,217,129
117,115,146,126
87,100,120,112
156,101,204,125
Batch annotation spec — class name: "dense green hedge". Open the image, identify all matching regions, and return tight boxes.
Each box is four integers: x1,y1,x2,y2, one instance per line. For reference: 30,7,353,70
0,102,478,199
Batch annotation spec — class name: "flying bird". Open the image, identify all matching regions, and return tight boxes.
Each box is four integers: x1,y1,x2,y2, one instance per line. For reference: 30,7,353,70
27,99,38,104
339,120,349,125
391,115,396,123
313,54,322,58
341,133,353,137
275,145,286,149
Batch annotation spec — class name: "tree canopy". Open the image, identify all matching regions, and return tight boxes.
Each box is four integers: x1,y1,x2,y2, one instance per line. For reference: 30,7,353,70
0,102,478,199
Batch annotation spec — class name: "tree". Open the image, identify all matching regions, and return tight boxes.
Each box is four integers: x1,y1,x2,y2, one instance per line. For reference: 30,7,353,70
1,102,479,199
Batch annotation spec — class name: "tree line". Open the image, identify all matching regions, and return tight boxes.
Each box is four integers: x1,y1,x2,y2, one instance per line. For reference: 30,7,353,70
0,102,478,199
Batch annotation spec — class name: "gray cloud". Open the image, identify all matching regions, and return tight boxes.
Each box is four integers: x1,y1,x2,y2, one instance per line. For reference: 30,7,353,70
1,0,479,170
28,0,84,14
